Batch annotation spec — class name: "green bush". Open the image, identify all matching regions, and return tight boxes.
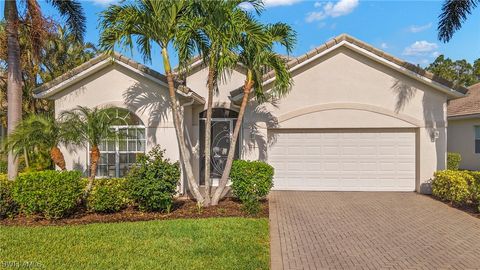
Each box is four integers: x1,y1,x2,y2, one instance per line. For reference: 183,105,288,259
447,152,461,170
13,170,84,219
230,160,274,215
465,171,480,203
0,175,17,219
126,146,180,212
87,178,129,213
432,170,471,204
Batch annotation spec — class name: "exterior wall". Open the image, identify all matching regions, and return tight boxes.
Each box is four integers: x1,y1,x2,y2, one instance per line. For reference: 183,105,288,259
241,47,448,193
53,63,182,177
448,118,480,170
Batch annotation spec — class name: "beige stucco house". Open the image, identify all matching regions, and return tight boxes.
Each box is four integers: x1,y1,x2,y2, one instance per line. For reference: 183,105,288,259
33,34,467,194
447,83,480,170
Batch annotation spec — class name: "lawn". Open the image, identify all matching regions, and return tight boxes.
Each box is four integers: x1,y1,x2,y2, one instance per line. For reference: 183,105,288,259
0,217,269,270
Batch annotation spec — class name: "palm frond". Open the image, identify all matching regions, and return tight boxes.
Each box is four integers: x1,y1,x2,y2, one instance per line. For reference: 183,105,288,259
47,0,86,42
438,0,478,42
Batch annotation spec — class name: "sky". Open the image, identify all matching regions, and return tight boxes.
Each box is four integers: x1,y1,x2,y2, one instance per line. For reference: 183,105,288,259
3,0,480,73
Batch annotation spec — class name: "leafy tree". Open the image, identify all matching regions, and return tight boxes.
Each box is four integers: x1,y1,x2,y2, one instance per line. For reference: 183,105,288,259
60,106,116,197
426,55,479,87
5,114,74,171
438,0,479,42
99,0,205,203
211,22,296,205
4,0,86,179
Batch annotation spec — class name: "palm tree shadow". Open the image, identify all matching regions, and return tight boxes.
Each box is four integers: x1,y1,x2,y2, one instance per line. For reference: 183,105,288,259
392,80,417,113
123,82,170,145
244,103,279,161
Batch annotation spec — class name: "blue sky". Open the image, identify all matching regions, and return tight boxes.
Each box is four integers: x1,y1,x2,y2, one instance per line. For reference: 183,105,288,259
4,0,480,73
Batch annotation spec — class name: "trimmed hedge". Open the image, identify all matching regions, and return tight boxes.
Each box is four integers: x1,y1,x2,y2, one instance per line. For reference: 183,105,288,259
87,178,129,213
13,170,84,219
126,146,180,212
0,175,17,219
230,160,274,215
447,152,461,170
432,170,471,204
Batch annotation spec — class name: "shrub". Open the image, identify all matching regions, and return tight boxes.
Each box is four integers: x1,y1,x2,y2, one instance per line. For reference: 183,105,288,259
432,170,471,204
13,170,84,219
126,146,180,212
465,171,480,203
230,160,274,215
87,178,129,213
447,152,461,170
0,175,17,219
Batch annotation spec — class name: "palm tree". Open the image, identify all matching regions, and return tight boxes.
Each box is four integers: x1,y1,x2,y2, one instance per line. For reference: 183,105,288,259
5,114,72,171
4,0,86,179
193,0,264,205
438,0,478,42
99,0,205,203
60,106,116,197
211,22,296,205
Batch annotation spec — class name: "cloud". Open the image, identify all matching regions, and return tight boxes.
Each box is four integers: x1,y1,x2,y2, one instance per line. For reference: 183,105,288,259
402,41,438,56
407,23,432,33
242,0,302,9
306,0,359,23
380,42,388,49
314,1,322,8
88,0,118,6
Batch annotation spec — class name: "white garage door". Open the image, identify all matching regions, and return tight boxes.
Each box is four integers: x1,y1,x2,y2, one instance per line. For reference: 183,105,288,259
268,129,416,191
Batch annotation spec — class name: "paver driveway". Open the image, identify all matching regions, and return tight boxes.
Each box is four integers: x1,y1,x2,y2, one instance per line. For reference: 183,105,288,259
269,191,480,270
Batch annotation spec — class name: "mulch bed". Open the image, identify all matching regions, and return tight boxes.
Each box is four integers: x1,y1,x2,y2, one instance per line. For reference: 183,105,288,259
0,198,269,227
427,195,480,219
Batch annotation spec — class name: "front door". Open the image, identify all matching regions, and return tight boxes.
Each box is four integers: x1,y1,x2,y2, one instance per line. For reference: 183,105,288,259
199,110,240,185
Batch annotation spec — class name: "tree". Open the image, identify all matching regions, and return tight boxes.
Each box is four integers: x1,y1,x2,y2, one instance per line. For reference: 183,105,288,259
99,0,205,203
5,114,73,171
211,22,296,205
3,0,86,179
60,106,116,197
193,0,264,205
426,55,479,87
438,0,479,42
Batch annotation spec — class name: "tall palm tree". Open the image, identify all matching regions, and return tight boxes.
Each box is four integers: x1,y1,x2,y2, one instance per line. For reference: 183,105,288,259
4,0,86,179
99,0,205,203
5,114,73,171
438,0,478,42
211,22,296,205
60,106,116,197
193,0,264,205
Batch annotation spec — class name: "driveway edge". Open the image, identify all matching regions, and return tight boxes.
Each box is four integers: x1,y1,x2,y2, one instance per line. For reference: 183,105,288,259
269,195,283,270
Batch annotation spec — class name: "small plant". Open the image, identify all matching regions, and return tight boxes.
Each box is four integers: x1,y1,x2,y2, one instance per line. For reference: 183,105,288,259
447,152,461,170
0,175,17,219
230,160,274,215
432,170,471,204
126,146,180,212
13,170,84,219
87,178,129,213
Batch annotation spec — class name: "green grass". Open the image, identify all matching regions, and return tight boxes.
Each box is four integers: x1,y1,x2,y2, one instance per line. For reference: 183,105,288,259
0,218,269,270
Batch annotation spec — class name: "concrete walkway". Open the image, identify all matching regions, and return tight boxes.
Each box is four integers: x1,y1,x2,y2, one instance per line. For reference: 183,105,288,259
269,191,480,270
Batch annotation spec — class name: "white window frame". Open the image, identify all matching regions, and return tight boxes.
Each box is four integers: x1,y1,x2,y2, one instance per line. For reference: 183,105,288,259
475,126,480,154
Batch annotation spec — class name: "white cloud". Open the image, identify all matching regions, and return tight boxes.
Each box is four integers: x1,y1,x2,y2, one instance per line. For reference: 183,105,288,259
431,51,440,58
88,0,117,6
407,23,432,33
314,1,322,8
402,41,438,56
241,0,302,9
380,42,388,49
306,0,359,23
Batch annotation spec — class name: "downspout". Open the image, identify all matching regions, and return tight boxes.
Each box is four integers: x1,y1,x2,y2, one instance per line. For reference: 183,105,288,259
178,94,196,196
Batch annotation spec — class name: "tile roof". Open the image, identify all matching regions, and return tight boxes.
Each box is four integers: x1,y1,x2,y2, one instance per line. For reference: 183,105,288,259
448,82,480,117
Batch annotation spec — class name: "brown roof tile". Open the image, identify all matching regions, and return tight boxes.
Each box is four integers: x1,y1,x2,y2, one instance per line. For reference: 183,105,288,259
448,83,480,117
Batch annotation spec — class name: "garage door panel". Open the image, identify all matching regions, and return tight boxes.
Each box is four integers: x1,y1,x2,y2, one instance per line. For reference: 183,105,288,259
269,130,416,191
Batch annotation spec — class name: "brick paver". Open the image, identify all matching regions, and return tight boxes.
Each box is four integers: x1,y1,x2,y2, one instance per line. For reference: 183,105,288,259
269,191,480,270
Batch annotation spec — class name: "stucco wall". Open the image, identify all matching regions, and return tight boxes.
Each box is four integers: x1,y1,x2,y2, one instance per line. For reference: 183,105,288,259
53,63,181,175
448,118,480,170
240,47,448,193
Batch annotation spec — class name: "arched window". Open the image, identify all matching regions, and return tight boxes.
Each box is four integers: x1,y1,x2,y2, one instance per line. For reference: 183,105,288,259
96,108,146,177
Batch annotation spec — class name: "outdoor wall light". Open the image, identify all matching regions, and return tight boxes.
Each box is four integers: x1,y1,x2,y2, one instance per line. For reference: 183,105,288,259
430,129,439,142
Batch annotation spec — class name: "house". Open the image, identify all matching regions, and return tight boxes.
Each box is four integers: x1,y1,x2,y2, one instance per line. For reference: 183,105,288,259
33,34,467,194
447,83,480,170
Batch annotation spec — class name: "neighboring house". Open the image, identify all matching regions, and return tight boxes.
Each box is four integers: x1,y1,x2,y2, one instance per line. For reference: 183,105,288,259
447,83,480,170
33,34,467,194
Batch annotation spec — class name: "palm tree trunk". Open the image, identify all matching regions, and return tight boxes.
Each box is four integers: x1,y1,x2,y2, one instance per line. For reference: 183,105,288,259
211,71,253,205
50,146,66,171
162,48,204,204
84,145,99,198
203,60,216,206
5,0,22,180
